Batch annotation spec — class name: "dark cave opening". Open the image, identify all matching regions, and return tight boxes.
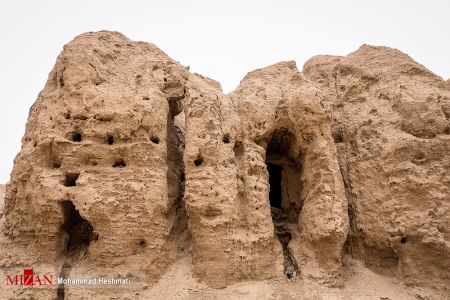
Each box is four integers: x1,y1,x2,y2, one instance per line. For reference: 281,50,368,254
63,173,79,187
267,163,282,209
58,201,96,300
60,200,96,253
266,128,300,280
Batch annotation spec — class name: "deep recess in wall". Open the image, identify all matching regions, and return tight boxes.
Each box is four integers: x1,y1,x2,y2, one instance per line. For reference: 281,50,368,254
267,163,282,208
165,90,190,256
266,128,301,280
60,200,95,252
63,173,79,187
58,200,96,299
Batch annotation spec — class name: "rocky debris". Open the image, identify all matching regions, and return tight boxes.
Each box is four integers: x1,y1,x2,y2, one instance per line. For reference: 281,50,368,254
0,32,449,299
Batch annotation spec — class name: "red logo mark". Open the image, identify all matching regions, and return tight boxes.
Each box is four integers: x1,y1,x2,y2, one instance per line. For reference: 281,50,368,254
6,269,53,286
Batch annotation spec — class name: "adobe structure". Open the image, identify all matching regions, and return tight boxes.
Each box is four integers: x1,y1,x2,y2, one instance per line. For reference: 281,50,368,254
0,31,449,299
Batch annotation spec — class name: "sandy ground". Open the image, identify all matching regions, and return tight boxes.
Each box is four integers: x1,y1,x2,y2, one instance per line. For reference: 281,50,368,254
0,185,446,300
144,255,446,300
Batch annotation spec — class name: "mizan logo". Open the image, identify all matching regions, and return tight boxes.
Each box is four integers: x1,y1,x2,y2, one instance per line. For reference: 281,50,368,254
6,269,53,286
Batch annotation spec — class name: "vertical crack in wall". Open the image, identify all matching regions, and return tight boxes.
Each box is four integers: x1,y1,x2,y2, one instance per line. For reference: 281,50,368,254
266,128,300,280
233,140,248,222
56,263,72,300
268,167,298,280
334,69,358,257
166,91,189,254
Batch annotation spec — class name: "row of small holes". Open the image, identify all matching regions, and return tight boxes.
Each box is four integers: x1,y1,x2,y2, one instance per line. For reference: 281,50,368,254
69,132,159,145
192,134,231,167
62,158,127,187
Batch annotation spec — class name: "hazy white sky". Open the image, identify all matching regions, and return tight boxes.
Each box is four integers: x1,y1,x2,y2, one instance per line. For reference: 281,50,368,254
0,0,449,183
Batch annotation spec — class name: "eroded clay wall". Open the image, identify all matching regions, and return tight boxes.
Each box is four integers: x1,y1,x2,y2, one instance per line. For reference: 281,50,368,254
0,32,448,298
304,45,450,290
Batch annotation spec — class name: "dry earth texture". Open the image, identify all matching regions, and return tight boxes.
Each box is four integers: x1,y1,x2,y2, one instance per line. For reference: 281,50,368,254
0,31,449,300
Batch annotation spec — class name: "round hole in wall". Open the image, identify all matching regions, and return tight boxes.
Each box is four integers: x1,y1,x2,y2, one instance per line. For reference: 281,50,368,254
222,134,230,144
106,135,114,145
150,136,160,144
194,155,204,167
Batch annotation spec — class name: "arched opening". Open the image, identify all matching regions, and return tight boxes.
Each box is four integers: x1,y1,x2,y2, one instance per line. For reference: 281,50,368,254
265,128,302,280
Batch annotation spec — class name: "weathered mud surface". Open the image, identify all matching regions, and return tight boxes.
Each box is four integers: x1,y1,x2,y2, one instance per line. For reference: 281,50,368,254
0,32,448,299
